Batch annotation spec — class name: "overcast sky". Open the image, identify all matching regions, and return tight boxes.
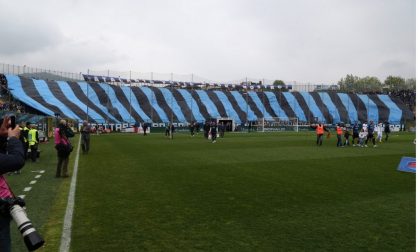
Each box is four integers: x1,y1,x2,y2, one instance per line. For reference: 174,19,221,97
0,0,416,84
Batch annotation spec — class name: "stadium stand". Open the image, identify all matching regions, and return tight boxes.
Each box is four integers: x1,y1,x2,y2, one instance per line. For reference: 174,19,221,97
2,74,415,125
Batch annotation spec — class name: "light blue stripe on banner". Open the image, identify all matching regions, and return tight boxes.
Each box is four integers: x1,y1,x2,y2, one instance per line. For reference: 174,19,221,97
357,94,379,123
377,94,402,124
121,86,150,122
196,90,220,119
282,92,307,121
230,91,257,121
57,81,105,123
99,83,134,123
264,91,288,119
160,88,186,122
77,82,120,123
140,87,169,123
6,75,54,116
177,89,205,122
213,91,241,123
337,93,358,123
318,92,340,123
33,79,81,120
248,92,273,121
300,92,325,122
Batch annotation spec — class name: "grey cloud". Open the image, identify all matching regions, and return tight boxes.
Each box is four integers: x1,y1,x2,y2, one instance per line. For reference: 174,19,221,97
0,16,64,56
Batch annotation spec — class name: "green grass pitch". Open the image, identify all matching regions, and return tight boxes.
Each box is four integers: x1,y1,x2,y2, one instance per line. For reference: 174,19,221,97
7,131,416,251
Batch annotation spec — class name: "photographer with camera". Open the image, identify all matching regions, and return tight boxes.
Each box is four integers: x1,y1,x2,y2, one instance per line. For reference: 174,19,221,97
55,119,74,178
0,116,25,251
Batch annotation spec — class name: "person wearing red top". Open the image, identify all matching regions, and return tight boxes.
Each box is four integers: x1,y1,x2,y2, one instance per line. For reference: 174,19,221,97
310,123,329,146
336,124,343,147
54,119,74,178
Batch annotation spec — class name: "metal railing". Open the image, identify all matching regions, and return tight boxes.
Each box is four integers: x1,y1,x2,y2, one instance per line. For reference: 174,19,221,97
0,62,336,91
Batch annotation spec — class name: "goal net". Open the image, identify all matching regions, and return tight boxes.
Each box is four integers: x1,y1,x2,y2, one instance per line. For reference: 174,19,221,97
255,117,299,132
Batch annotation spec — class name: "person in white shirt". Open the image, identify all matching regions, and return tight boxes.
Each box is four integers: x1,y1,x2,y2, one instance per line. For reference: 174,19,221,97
376,122,383,143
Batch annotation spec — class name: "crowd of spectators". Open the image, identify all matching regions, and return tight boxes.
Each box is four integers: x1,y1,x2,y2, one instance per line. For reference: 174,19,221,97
0,101,25,113
389,90,416,112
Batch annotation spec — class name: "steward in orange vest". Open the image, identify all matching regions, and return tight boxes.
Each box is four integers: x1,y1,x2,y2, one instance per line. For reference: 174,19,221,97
311,123,329,146
336,125,343,147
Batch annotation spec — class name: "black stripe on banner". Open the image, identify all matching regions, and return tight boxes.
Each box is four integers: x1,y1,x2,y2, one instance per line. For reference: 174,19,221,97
149,87,173,122
348,93,367,122
190,90,211,120
161,87,188,123
207,91,228,117
172,88,194,122
256,92,277,118
388,96,415,122
47,80,94,121
309,92,332,123
242,92,263,118
275,92,297,119
291,92,315,122
67,81,116,123
132,87,160,122
110,85,142,123
368,94,389,123
224,91,247,123
327,92,349,123
89,83,123,122
20,77,65,116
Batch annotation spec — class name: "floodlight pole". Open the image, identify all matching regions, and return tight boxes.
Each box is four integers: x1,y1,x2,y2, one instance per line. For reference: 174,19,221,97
170,73,174,125
191,74,194,123
129,70,132,125
86,82,89,121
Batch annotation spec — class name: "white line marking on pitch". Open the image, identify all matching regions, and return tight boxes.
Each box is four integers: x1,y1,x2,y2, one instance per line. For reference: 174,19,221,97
35,175,41,179
17,195,25,199
23,187,32,192
60,134,81,252
29,180,37,185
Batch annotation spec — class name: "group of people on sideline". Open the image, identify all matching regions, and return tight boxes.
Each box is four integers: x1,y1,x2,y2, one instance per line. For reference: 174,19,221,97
311,121,391,147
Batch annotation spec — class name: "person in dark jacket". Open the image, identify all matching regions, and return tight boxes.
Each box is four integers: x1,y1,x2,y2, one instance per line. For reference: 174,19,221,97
0,116,25,252
365,120,377,147
384,122,391,142
81,121,91,154
210,122,217,143
203,122,210,139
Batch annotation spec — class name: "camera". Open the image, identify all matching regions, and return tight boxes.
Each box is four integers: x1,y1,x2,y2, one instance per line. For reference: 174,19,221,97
0,197,45,251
